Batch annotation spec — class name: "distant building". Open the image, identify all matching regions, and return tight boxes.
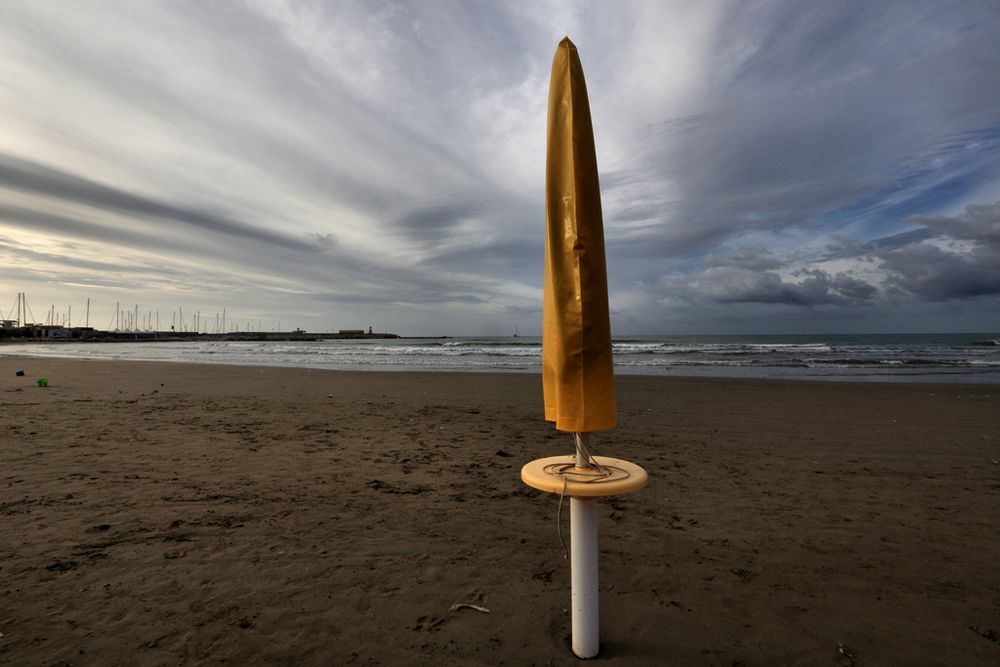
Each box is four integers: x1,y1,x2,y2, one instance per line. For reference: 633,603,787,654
1,319,16,330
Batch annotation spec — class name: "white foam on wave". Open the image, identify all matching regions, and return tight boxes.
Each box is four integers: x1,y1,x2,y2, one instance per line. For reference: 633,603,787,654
2,335,997,382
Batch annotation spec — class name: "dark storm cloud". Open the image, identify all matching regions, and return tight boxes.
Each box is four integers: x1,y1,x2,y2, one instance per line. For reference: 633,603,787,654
430,237,538,274
0,203,203,259
824,229,939,259
685,267,878,307
0,233,184,277
647,113,712,138
701,246,783,271
0,200,369,300
880,242,1000,300
395,200,481,239
876,202,1000,300
681,200,1000,309
0,154,317,252
315,284,488,307
405,193,544,287
0,183,512,312
910,202,1000,243
609,200,670,224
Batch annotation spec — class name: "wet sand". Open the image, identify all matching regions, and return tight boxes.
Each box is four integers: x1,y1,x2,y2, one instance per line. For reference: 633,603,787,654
1,356,999,666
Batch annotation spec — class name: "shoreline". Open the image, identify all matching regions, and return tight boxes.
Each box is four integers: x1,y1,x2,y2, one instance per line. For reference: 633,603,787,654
2,357,999,665
2,346,999,385
8,352,995,387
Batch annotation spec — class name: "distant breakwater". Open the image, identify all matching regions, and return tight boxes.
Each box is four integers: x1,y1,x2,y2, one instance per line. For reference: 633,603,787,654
0,331,404,343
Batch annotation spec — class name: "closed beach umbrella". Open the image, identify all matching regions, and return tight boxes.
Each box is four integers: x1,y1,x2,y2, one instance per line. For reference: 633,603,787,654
522,37,647,659
542,37,616,435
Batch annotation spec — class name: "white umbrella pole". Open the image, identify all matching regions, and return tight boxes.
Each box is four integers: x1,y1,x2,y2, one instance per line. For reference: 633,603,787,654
572,433,600,658
571,496,599,657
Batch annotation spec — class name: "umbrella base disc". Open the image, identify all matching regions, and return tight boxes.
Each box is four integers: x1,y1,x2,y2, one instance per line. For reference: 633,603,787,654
521,455,647,497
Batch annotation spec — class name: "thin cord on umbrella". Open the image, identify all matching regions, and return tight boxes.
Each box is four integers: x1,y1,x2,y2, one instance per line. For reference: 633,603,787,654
557,474,569,559
574,431,599,468
548,433,634,559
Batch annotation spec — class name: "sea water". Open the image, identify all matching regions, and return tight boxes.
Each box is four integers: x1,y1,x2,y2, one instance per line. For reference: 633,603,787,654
2,333,999,383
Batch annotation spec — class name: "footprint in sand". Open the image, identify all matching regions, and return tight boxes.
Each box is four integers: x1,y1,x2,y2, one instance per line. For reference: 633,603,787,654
413,615,445,632
731,567,759,582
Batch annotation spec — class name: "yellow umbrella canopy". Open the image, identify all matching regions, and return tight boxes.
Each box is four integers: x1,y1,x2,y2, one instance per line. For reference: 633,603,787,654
543,37,616,433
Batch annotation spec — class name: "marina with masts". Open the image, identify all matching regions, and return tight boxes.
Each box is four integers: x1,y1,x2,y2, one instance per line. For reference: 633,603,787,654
1,292,400,341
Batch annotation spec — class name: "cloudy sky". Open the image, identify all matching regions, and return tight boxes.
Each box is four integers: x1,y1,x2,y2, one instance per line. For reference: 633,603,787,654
1,1,998,336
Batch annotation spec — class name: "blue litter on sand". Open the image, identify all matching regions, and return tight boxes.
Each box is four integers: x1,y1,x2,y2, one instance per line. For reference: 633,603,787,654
15,370,25,376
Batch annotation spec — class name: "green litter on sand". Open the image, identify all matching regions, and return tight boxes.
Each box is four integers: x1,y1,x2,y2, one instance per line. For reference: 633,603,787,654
37,378,48,387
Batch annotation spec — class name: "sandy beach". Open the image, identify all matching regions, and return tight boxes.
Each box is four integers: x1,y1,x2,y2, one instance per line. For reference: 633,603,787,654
1,356,998,666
